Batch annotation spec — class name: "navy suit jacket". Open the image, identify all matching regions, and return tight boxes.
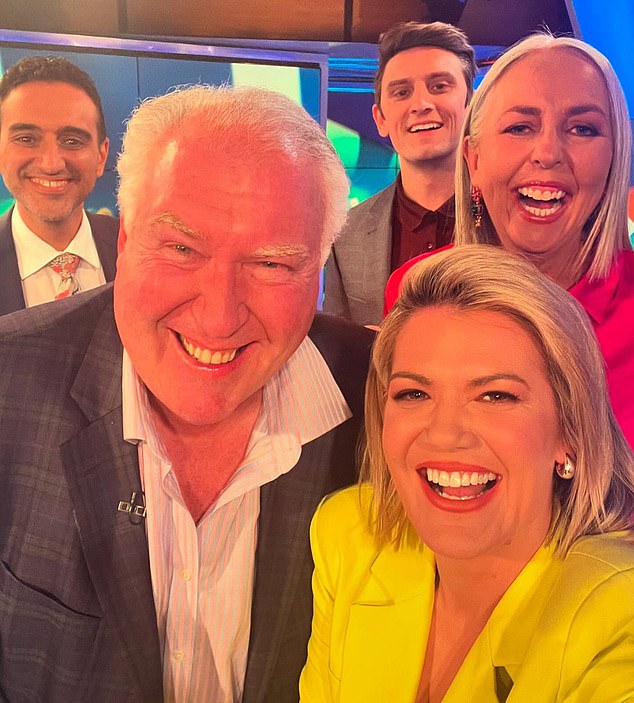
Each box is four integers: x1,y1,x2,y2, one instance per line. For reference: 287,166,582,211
0,286,373,703
0,207,119,315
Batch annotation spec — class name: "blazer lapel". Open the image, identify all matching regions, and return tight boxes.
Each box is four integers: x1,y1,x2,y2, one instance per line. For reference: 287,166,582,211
356,184,395,316
366,182,396,286
0,208,27,315
61,413,163,702
88,212,119,282
60,301,162,702
338,543,435,703
243,426,357,703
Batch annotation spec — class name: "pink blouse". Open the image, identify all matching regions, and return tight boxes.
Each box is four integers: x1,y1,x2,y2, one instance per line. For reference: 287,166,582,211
569,250,634,448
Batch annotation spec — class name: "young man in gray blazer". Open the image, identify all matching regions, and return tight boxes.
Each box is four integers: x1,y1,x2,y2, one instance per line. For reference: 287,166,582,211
324,21,476,325
0,56,118,314
0,86,373,702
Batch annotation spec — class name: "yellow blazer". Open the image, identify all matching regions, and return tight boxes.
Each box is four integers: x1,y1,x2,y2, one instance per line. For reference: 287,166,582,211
299,485,634,702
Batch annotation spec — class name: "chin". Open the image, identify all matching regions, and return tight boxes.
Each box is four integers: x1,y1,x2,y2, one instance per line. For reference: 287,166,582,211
423,534,500,561
173,402,235,428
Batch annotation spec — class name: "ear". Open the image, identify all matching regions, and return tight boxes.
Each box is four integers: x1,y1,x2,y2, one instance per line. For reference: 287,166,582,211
117,218,128,256
372,102,389,139
96,137,109,178
462,134,479,179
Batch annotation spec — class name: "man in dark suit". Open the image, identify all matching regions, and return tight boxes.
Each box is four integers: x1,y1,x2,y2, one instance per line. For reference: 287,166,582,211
0,55,118,313
0,85,373,703
323,22,476,325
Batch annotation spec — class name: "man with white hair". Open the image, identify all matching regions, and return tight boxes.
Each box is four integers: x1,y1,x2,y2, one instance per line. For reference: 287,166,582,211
0,85,372,703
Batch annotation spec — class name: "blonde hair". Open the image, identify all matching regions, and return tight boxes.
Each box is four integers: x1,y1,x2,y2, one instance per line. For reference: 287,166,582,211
362,245,634,555
456,33,632,282
117,84,349,265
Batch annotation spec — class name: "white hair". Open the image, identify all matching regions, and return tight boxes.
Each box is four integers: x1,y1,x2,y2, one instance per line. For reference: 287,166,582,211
117,84,349,265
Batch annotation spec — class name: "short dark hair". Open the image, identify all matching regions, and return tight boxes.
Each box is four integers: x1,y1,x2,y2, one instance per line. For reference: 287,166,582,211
0,55,107,143
374,21,476,108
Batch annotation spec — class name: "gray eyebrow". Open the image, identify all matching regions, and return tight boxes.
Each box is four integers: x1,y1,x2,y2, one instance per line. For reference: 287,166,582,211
150,212,202,240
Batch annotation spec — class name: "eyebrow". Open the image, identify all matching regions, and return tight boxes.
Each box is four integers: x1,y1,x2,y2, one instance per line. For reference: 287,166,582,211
57,126,94,140
467,373,528,389
426,71,457,82
7,122,41,133
389,371,432,385
386,72,456,90
252,244,310,260
150,212,202,240
503,104,608,119
386,78,413,91
8,123,94,139
388,371,529,388
568,104,609,118
149,217,312,259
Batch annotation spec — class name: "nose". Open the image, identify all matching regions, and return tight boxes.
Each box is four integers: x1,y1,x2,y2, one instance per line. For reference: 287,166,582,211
409,85,434,113
191,261,249,340
531,127,564,170
36,139,66,173
418,399,474,451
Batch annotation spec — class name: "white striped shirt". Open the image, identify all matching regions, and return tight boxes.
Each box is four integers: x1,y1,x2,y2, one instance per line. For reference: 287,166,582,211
121,335,351,702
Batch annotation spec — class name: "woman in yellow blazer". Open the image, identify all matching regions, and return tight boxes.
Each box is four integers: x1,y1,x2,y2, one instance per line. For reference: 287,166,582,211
300,246,634,702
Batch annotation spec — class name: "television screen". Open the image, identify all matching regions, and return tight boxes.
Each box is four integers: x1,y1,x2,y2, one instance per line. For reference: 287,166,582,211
0,29,328,217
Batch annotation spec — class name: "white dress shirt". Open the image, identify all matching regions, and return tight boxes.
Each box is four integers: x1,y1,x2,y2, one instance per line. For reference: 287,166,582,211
11,206,106,307
121,336,351,702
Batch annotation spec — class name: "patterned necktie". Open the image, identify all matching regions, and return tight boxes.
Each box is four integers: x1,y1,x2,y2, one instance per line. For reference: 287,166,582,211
48,253,81,299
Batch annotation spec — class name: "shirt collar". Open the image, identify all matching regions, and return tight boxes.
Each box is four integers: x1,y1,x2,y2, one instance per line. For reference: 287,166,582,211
263,334,351,445
122,334,352,503
11,206,102,279
568,252,624,324
394,174,455,230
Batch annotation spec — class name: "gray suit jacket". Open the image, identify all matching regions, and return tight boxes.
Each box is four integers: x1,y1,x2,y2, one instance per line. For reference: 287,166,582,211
323,183,395,326
0,207,119,316
0,287,372,703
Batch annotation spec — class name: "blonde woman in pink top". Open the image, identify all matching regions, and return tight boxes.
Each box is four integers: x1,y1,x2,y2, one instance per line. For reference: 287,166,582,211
387,33,634,447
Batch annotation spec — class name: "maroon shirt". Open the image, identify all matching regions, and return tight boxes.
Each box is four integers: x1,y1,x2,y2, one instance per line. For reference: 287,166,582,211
390,175,455,270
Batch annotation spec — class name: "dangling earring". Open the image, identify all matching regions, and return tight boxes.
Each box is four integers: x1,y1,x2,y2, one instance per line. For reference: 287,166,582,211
471,185,483,229
555,453,576,479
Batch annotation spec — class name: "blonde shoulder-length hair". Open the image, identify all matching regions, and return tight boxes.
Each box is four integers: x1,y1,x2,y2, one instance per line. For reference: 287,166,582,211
455,33,633,283
361,245,634,556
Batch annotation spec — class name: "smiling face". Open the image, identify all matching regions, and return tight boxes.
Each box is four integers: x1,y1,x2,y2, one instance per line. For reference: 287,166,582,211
373,46,468,170
464,48,613,283
0,81,108,241
114,132,323,432
381,305,567,565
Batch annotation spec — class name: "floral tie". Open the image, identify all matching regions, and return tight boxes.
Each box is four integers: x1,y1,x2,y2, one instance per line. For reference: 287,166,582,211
48,253,80,299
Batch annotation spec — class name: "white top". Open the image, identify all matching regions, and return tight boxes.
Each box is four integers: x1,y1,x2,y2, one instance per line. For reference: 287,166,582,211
121,335,352,702
11,206,106,307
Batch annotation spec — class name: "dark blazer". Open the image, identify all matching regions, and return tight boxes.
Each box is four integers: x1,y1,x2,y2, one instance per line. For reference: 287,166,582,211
0,286,373,703
323,183,395,326
0,207,119,316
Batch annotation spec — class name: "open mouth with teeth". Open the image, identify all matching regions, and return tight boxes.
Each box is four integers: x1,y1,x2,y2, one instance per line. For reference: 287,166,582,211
517,186,567,218
408,123,442,133
179,334,244,366
30,177,72,191
421,468,500,501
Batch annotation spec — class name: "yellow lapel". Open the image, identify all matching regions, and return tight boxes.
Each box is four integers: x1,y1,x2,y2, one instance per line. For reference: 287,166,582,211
338,541,436,702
